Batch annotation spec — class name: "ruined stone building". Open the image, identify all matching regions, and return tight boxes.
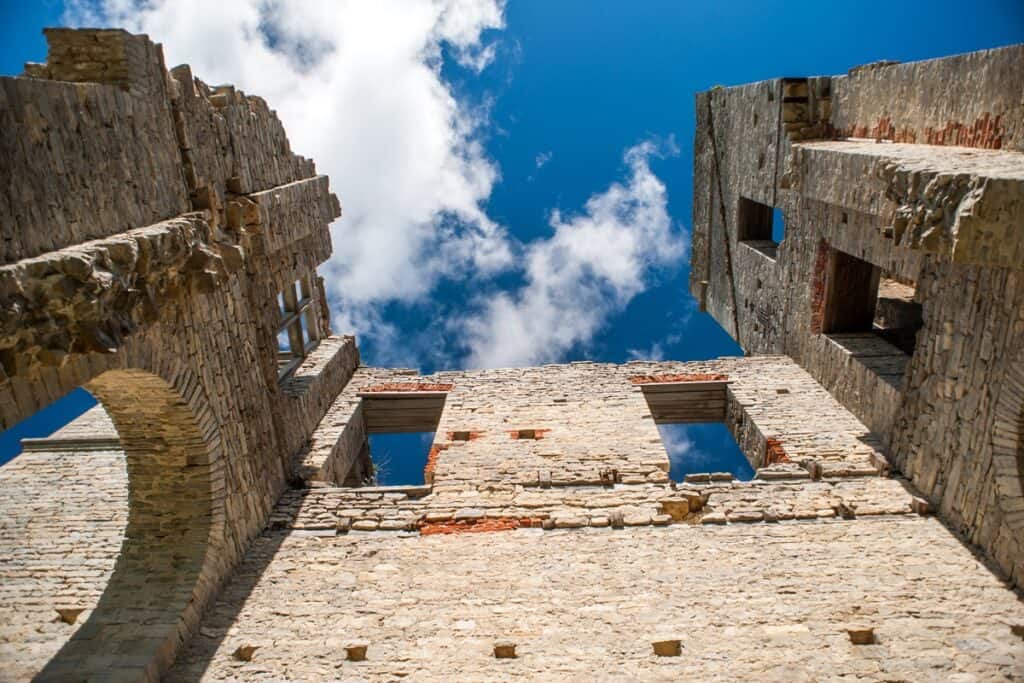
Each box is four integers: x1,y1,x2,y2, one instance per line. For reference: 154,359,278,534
0,28,1022,682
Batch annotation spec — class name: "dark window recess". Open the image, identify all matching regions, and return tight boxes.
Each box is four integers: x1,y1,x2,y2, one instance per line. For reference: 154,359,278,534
276,276,320,380
737,197,783,259
874,277,923,355
822,250,923,354
821,249,923,386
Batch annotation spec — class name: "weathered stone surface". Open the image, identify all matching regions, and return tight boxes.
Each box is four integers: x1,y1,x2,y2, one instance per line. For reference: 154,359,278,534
167,519,1024,681
691,42,1024,586
2,30,1023,683
0,27,345,683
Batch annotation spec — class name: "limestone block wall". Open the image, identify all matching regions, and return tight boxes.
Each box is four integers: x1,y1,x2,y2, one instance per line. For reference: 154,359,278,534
0,31,189,262
690,44,1024,584
830,45,1024,151
289,358,910,536
169,514,1024,680
6,356,1019,680
0,426,128,683
0,28,348,682
890,260,1024,583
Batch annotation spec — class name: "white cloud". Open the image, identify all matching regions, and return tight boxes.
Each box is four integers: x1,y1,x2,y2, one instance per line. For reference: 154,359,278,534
65,0,510,310
462,140,686,369
658,424,697,465
626,342,667,362
63,3,685,372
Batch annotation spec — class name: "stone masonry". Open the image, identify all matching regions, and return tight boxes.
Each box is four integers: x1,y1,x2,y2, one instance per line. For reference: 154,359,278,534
0,29,351,682
1,30,1023,682
690,45,1024,585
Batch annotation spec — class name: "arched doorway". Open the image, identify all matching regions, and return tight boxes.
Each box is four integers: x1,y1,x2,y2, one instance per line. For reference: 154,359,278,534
0,356,224,682
992,350,1024,585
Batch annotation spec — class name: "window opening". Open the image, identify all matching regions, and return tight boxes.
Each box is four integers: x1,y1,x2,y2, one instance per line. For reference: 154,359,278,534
772,207,786,244
821,248,922,385
358,390,447,487
657,422,755,482
276,276,320,380
737,197,782,260
638,379,754,481
367,432,435,486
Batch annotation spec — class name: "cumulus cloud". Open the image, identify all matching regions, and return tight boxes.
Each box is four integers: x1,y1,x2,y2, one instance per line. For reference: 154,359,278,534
65,0,510,309
658,424,698,466
535,151,553,169
64,2,684,371
462,140,686,369
626,342,667,362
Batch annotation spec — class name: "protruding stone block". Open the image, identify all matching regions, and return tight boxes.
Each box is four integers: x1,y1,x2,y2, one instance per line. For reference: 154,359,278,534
345,643,368,661
660,498,690,520
845,626,875,645
911,497,931,515
652,638,682,656
493,641,517,659
54,608,84,625
233,645,259,661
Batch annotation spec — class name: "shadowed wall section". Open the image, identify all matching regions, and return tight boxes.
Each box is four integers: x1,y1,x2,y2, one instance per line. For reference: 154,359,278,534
36,369,221,682
0,28,353,681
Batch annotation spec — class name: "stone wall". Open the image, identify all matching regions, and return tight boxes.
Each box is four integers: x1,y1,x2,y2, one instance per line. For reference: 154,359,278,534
0,411,127,683
10,359,1020,681
690,44,1024,584
0,29,346,682
286,358,909,536
168,518,1024,681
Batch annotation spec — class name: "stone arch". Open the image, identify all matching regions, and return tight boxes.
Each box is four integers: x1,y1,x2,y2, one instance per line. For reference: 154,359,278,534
992,349,1024,540
1,346,225,682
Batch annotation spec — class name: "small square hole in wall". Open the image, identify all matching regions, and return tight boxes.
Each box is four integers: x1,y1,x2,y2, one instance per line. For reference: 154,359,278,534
451,431,472,441
514,429,540,439
737,197,784,260
657,423,754,482
367,432,435,486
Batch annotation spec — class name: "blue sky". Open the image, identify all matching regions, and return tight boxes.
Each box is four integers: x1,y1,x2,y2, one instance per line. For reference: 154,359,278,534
2,1,1022,464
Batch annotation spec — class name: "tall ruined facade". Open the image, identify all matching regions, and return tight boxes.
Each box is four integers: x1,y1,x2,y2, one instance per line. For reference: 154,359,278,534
1,30,1023,682
690,44,1024,584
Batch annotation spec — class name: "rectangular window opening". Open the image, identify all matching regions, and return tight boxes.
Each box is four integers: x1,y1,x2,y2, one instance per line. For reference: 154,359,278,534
737,197,782,260
366,432,436,487
276,275,320,380
821,249,922,385
638,380,754,482
357,391,447,487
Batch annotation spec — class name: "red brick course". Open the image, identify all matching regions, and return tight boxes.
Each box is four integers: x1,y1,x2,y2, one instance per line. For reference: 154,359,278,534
809,240,831,335
359,382,454,393
765,438,792,465
838,112,1003,150
419,517,545,536
629,373,728,384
